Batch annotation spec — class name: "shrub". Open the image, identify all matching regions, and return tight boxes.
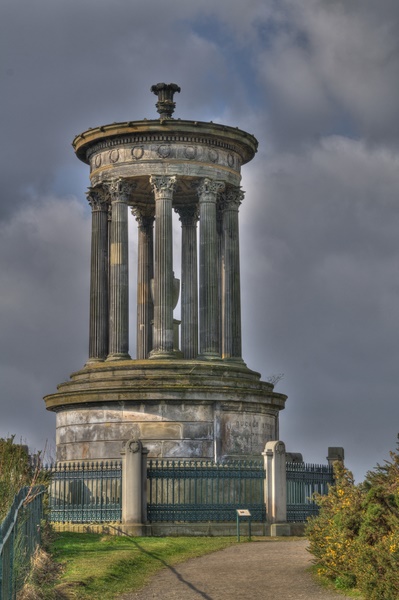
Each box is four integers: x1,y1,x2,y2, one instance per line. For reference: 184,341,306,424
306,462,363,588
307,446,399,599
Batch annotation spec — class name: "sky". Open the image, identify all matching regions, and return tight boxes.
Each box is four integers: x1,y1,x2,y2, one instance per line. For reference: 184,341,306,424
1,0,399,482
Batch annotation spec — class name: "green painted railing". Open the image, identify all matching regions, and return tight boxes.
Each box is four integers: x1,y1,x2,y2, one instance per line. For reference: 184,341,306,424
147,459,266,522
46,462,122,523
286,462,334,522
0,486,45,600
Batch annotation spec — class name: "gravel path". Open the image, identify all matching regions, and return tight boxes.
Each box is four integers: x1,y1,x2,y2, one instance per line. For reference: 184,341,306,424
119,539,356,600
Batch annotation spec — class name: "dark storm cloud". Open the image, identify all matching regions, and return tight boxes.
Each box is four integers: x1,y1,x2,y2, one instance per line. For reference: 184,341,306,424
241,138,399,478
1,0,399,480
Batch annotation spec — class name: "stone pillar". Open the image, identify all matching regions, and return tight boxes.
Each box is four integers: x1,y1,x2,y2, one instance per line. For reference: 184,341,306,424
149,175,177,358
175,205,199,359
86,186,109,362
263,441,290,536
106,179,134,361
121,438,144,528
197,178,225,359
327,447,345,466
222,188,244,361
216,202,224,357
132,205,154,360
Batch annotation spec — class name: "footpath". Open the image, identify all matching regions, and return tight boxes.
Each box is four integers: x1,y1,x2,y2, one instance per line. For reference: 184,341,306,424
119,538,356,600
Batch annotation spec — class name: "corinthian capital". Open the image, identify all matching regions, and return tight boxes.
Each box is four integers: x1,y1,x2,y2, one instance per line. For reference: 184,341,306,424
197,178,225,201
131,204,155,229
104,179,137,203
86,186,108,211
150,175,177,196
174,204,199,227
221,187,245,211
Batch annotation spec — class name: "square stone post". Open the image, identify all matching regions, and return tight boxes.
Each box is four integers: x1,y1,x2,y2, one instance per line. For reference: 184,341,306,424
121,439,145,534
327,447,344,466
263,441,290,536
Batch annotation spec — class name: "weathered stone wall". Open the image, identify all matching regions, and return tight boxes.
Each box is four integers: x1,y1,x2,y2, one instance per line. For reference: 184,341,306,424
55,399,279,462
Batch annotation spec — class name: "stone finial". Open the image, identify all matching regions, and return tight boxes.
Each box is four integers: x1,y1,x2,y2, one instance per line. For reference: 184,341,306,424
150,83,181,119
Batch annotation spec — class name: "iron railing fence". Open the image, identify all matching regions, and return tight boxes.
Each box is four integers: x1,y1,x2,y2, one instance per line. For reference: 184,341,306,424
147,459,266,522
286,462,334,522
45,462,122,523
0,485,45,600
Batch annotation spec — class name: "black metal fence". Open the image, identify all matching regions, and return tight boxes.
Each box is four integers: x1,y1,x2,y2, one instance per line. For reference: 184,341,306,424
45,462,122,523
44,458,335,526
147,459,266,522
0,486,45,600
286,462,334,522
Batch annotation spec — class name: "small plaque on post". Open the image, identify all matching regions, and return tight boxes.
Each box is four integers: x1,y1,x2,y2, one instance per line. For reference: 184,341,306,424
236,509,251,517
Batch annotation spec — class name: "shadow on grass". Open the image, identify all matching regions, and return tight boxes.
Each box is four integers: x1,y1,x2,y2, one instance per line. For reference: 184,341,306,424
109,526,215,600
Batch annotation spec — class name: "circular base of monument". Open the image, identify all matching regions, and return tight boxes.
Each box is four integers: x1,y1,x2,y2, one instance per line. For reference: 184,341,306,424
44,359,286,463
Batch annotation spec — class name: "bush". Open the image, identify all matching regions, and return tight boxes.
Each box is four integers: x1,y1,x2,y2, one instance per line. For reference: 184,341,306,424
0,436,33,520
307,447,399,599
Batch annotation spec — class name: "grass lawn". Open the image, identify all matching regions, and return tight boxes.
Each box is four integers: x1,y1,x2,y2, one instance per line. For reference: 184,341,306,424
48,532,237,599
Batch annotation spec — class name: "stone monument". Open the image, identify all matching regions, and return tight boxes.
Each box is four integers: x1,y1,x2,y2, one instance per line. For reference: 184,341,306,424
44,84,287,462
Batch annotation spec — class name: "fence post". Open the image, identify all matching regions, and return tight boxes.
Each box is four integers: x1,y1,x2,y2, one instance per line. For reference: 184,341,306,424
327,447,344,467
121,439,145,534
263,441,290,536
141,447,149,525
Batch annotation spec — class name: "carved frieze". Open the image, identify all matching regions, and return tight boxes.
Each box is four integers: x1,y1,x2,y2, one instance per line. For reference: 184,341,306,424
131,146,144,160
109,149,119,163
184,146,196,159
208,148,218,163
157,144,171,158
87,136,242,178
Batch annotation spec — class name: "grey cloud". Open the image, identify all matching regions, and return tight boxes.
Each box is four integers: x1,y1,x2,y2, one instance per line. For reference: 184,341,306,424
1,0,399,482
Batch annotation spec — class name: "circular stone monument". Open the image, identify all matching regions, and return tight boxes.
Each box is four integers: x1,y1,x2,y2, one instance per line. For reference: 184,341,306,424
44,84,286,462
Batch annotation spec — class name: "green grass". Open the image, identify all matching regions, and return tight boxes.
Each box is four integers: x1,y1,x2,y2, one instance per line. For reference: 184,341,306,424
49,532,236,599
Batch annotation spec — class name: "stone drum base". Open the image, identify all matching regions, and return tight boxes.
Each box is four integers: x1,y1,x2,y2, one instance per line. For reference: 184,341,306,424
44,359,286,462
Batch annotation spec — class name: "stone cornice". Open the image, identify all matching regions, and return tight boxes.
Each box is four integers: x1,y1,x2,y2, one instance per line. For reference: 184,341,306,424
73,120,258,165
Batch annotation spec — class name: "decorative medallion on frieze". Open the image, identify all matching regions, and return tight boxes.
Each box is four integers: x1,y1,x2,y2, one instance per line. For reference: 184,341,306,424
94,154,102,168
208,148,219,163
157,144,171,158
109,149,119,163
131,146,144,160
184,146,196,159
227,153,234,168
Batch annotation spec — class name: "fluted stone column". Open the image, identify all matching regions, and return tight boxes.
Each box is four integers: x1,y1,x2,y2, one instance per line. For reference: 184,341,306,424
86,186,109,362
149,175,177,358
222,188,244,360
175,205,199,359
106,179,135,361
217,201,224,356
132,205,154,360
197,178,225,359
